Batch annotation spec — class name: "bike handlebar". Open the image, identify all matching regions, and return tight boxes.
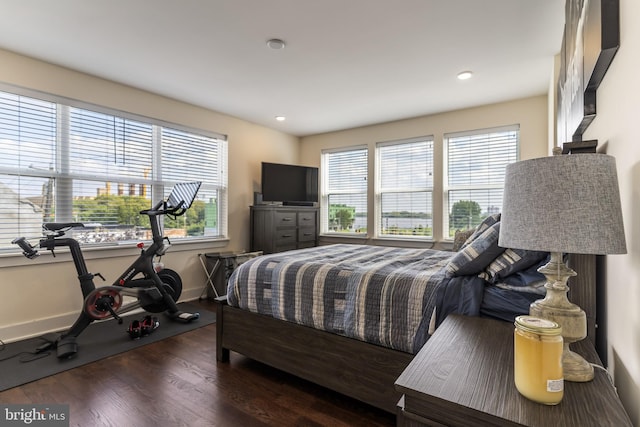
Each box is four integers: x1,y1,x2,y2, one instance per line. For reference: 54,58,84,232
12,237,40,259
139,199,187,217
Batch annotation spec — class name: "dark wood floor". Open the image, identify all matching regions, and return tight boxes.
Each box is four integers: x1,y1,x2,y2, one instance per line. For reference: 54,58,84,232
0,300,395,427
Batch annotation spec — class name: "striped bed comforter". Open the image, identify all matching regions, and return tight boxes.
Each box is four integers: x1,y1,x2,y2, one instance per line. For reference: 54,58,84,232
226,244,453,354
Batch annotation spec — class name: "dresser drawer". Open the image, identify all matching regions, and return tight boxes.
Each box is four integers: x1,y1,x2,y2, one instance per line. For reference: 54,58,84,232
298,227,316,242
297,211,316,227
274,211,298,226
274,229,297,245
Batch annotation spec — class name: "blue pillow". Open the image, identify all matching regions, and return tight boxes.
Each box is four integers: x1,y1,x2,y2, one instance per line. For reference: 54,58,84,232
484,248,548,283
459,213,501,250
446,222,505,276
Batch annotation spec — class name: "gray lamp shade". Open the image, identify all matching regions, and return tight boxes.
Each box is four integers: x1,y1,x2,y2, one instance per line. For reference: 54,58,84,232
498,154,627,255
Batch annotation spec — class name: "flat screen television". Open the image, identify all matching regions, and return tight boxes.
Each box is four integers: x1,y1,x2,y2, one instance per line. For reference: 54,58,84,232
261,162,319,206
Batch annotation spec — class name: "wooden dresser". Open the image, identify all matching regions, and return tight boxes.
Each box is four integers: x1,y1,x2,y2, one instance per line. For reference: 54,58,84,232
250,205,318,254
395,314,632,427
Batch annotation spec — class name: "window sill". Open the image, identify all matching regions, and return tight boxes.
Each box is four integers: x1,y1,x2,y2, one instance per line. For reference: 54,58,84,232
0,237,229,268
319,234,455,251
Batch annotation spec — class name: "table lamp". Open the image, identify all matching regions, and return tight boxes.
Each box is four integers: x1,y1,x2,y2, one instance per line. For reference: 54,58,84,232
498,151,626,382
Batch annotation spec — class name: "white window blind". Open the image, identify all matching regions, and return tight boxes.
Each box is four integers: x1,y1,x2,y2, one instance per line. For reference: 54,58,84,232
161,127,227,237
377,137,433,238
322,147,368,234
0,92,57,242
445,125,519,237
62,107,155,228
0,88,227,251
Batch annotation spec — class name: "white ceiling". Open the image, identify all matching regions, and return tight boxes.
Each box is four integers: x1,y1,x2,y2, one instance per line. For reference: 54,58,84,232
0,0,565,137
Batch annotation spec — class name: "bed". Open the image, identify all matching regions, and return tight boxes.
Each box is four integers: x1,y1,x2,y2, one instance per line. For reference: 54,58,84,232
215,214,596,413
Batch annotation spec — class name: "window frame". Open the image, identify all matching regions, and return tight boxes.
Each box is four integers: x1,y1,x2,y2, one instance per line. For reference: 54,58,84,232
320,145,368,236
375,136,434,241
443,124,520,238
0,84,228,254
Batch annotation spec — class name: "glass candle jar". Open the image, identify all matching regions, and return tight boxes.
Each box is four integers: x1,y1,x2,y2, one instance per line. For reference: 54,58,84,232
514,315,564,405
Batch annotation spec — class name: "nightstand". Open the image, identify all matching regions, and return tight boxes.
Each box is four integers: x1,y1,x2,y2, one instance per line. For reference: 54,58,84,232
395,314,632,426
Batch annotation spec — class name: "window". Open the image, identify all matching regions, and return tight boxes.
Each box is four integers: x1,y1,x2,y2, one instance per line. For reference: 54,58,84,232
321,147,368,234
0,88,227,251
376,137,433,238
444,125,519,237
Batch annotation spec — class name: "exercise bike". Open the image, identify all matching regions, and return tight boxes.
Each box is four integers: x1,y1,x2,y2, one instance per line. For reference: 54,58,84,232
12,182,202,359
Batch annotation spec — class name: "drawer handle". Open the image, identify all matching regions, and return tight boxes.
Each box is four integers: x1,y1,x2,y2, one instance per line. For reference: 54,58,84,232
282,217,293,222
282,234,293,238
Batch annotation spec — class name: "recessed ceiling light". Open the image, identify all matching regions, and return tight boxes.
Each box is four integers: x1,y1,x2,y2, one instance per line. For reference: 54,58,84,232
457,71,473,80
275,116,286,121
266,39,286,50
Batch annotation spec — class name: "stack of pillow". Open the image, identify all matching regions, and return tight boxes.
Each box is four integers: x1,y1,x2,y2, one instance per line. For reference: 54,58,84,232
446,214,549,294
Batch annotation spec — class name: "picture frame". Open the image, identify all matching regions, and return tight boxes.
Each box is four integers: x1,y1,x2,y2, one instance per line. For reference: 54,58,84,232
556,0,620,143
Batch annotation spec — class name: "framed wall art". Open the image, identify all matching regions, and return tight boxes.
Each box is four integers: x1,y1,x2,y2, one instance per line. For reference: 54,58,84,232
556,0,620,143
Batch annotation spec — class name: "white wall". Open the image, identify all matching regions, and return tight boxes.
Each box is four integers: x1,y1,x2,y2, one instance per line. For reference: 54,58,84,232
581,0,640,422
0,48,299,341
300,96,549,245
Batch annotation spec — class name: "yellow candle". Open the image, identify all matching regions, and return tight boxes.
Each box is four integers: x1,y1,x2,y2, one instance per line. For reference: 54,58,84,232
514,316,564,405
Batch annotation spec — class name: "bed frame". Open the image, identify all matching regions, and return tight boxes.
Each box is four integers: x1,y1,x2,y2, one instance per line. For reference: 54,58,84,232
215,253,596,414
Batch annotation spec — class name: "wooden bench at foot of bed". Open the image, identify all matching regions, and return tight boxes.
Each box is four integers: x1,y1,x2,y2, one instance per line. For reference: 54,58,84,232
215,296,413,413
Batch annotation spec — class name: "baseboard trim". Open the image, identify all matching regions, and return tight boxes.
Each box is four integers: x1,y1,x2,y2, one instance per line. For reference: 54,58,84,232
0,291,206,344
0,310,79,344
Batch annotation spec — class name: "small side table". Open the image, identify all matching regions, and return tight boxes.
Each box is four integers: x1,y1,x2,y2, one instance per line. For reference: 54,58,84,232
198,251,262,299
395,314,632,427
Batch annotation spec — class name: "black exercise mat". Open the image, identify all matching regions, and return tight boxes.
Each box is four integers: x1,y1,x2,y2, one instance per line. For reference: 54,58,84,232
0,303,215,392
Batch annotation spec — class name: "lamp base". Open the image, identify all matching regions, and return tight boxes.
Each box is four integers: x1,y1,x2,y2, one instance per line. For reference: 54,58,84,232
562,344,595,382
529,252,594,382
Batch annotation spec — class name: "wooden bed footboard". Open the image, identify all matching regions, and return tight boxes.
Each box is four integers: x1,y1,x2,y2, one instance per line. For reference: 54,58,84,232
215,296,413,413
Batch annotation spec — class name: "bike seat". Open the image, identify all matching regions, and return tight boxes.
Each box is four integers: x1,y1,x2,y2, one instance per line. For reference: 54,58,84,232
43,222,85,231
